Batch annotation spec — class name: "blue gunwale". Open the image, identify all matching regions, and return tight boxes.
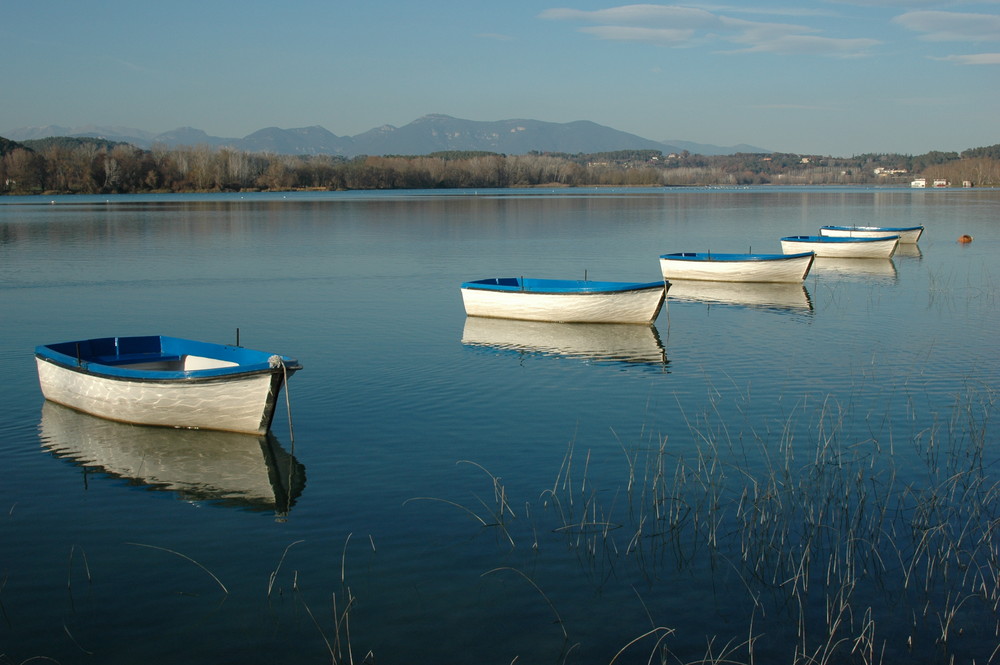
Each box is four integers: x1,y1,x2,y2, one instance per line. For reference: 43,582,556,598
35,335,301,382
781,235,899,243
461,277,665,294
821,224,922,232
660,251,814,262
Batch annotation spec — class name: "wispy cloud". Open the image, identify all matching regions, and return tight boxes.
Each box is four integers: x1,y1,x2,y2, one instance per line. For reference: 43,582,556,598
693,3,839,19
728,34,880,57
540,4,880,57
477,33,516,41
541,6,723,32
893,10,1000,41
893,10,1000,64
578,25,703,46
751,103,832,110
828,0,944,6
935,52,1000,64
829,0,1000,6
101,55,149,73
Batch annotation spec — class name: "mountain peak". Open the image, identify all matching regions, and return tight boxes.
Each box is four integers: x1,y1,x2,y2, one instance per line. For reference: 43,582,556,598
417,113,456,122
2,116,770,157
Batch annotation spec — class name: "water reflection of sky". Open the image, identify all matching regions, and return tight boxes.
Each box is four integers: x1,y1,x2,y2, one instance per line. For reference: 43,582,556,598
1,188,998,664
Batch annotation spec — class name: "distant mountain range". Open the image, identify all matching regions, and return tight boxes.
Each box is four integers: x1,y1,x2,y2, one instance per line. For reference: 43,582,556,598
2,114,769,157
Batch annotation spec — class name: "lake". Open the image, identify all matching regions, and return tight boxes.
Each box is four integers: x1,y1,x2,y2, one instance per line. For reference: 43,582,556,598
1,187,998,664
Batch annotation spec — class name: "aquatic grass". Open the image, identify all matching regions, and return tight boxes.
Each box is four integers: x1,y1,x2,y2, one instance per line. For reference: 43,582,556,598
66,545,91,591
61,623,93,655
404,460,519,548
0,573,9,630
290,577,338,664
7,383,994,664
267,539,305,599
125,542,229,595
458,459,518,548
483,567,569,642
427,377,1000,663
608,626,674,665
280,534,375,665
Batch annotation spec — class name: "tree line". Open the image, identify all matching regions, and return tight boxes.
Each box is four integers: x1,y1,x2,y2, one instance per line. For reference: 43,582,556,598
2,136,998,195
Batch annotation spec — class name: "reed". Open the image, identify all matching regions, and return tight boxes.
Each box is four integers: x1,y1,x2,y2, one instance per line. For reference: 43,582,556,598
66,545,92,591
0,573,9,630
61,623,93,656
293,584,337,663
433,379,1000,664
277,533,375,665
482,567,569,641
608,626,674,665
267,539,304,599
125,542,229,595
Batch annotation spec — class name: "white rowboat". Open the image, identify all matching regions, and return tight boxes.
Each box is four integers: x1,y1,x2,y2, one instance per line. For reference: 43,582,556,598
780,235,899,259
35,335,301,434
460,277,667,324
820,225,923,243
658,252,814,283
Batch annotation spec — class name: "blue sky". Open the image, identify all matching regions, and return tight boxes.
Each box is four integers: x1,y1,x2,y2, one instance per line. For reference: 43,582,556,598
2,0,998,156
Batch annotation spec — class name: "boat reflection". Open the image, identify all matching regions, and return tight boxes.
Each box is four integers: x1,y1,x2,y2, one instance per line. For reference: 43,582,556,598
666,279,814,314
809,257,898,283
461,317,668,368
893,243,923,260
38,402,305,517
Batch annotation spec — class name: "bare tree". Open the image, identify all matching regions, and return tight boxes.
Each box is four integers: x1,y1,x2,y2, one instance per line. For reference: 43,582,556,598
2,148,47,193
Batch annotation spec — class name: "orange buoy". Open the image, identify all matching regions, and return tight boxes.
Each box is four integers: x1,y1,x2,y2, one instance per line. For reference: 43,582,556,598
958,234,973,243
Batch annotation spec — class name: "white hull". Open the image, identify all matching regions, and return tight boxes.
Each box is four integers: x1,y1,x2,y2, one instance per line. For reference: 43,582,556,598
36,358,287,434
461,286,664,323
659,254,813,283
820,226,923,243
781,237,898,258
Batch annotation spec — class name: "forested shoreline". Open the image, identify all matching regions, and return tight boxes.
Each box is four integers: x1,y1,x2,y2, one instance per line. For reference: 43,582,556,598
3,136,999,195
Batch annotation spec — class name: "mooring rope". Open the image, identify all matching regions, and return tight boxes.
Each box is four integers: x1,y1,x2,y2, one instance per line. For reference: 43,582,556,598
268,355,296,447
281,361,295,446
268,355,298,523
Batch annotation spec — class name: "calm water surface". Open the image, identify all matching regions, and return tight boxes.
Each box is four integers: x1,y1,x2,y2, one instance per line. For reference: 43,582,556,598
1,188,998,664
